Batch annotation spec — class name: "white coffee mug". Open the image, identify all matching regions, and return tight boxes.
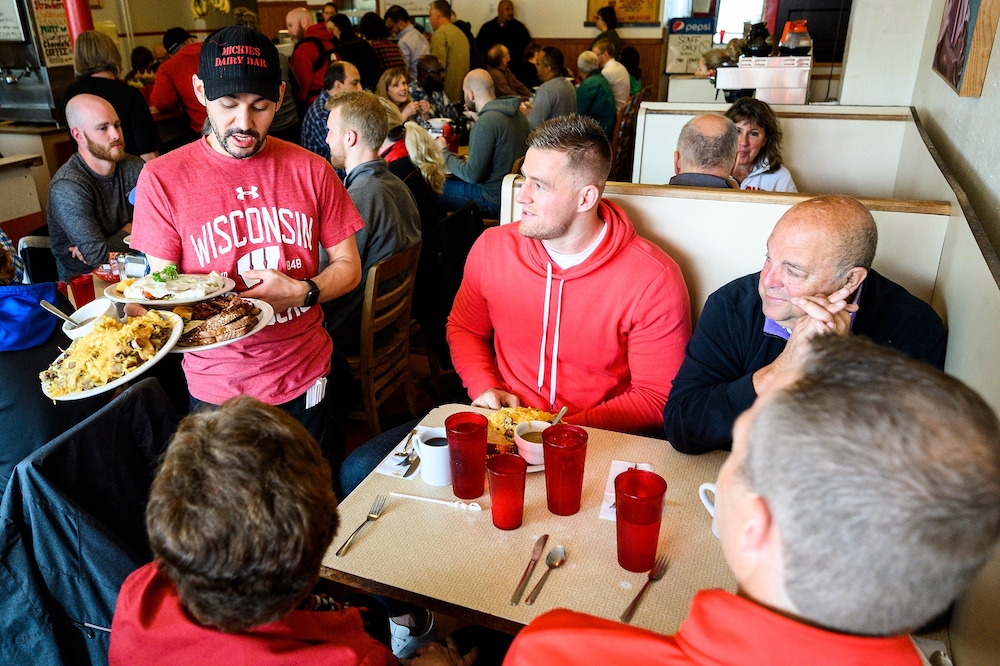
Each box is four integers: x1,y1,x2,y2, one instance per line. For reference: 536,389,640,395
698,482,720,539
415,427,451,486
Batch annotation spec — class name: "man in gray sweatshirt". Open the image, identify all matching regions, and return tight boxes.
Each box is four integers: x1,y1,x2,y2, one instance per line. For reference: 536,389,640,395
436,68,529,217
528,47,576,129
323,90,421,348
48,94,143,280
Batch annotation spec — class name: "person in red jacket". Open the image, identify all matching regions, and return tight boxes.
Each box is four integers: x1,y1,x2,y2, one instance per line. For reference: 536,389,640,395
150,27,206,137
287,7,337,110
503,336,1000,666
446,114,692,435
109,396,475,666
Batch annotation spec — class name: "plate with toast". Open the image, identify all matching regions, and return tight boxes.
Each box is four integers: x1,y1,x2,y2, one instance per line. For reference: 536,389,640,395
167,294,274,353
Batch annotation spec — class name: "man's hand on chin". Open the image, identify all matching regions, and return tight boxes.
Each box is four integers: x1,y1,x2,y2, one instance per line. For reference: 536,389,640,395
753,287,859,394
472,388,520,410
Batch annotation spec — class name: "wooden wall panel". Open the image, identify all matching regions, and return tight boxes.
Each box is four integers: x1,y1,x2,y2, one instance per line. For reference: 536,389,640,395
539,37,665,100
259,1,306,42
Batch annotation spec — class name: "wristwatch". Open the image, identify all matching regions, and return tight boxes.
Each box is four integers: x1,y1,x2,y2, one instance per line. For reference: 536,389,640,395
302,278,320,307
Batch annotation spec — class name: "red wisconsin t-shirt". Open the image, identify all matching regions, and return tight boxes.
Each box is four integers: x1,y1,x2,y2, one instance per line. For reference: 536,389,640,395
131,136,364,405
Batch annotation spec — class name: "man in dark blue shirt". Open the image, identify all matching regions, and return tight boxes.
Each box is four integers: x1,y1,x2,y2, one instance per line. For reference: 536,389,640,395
664,195,947,454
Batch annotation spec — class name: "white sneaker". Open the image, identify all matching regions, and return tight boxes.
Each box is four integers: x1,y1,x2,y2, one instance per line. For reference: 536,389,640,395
389,611,436,659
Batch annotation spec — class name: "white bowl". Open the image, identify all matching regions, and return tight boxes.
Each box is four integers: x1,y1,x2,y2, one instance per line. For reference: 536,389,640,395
514,420,551,466
428,117,451,130
62,298,119,339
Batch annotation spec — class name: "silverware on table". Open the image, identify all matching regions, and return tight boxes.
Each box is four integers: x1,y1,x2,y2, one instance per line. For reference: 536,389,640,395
395,429,418,457
619,554,670,623
550,406,568,425
402,453,421,477
510,534,548,606
524,545,566,605
335,494,387,557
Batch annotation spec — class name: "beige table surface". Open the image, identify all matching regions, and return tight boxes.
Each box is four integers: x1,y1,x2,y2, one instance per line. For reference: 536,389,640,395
320,404,735,635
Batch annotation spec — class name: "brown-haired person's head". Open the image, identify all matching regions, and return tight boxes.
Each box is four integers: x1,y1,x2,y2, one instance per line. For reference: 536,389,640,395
146,396,338,633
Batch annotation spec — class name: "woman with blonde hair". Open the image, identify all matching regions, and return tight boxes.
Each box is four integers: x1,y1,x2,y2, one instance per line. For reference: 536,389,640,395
376,98,444,235
375,67,429,124
62,30,159,160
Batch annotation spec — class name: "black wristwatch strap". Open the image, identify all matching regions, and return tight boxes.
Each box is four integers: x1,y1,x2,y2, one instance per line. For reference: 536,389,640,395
302,278,320,307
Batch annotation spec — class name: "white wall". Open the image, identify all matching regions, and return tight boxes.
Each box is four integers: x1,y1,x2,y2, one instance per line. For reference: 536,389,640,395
910,0,1000,255
839,0,935,105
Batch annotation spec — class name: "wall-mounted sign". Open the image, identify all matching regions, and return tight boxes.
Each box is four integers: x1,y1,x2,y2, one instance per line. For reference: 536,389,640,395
31,0,73,67
665,17,714,73
0,0,26,42
587,0,662,27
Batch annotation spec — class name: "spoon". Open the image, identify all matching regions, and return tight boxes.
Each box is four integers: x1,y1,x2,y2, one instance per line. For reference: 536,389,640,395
524,545,566,605
551,406,568,425
40,300,93,329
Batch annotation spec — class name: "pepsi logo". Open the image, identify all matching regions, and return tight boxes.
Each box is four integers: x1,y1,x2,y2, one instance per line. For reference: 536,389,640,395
672,20,684,32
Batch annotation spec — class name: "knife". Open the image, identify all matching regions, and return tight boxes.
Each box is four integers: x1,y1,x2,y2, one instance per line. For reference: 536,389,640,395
402,455,420,478
510,534,548,605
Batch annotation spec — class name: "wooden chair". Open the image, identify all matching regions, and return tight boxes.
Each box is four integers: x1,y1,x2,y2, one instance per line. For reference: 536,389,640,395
346,242,422,435
609,86,652,183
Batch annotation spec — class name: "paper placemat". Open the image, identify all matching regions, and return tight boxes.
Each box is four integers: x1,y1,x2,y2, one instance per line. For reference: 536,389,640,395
599,460,655,520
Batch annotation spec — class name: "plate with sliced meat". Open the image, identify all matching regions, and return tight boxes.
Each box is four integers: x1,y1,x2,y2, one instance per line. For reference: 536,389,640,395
167,294,274,353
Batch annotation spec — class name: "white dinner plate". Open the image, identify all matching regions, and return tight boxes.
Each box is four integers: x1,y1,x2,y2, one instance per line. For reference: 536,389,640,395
527,463,544,473
103,277,236,306
169,299,274,354
41,311,184,401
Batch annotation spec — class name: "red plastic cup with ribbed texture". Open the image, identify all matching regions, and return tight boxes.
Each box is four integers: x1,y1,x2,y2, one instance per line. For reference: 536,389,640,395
542,424,588,516
446,412,488,499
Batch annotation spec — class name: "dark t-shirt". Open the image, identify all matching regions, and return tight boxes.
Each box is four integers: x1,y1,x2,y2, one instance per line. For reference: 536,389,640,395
47,153,144,280
63,76,161,157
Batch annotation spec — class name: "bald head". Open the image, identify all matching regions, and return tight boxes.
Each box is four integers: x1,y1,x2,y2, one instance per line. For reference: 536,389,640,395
65,94,125,166
286,7,313,41
65,93,116,132
776,195,878,274
463,68,495,99
486,44,509,69
676,114,739,177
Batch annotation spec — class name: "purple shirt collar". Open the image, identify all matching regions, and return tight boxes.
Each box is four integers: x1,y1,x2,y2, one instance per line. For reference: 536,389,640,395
763,284,863,341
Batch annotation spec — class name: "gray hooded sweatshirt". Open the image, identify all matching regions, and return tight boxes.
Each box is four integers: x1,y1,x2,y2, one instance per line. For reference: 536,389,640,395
444,95,530,205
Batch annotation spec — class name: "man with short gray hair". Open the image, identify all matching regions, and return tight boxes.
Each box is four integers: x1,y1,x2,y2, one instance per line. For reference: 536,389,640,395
664,194,947,454
669,114,738,189
324,90,421,348
503,334,1000,666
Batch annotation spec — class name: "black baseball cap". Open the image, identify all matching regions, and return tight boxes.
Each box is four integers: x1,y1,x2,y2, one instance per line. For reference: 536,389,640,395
198,26,282,103
163,27,192,54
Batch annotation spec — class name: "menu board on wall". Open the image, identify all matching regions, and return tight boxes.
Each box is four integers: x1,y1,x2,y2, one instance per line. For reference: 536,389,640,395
587,0,661,26
0,0,26,42
31,0,72,66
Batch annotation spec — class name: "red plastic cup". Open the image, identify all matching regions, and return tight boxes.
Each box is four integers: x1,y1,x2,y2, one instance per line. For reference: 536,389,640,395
542,424,588,516
615,469,667,572
68,273,96,307
446,412,488,499
487,454,527,530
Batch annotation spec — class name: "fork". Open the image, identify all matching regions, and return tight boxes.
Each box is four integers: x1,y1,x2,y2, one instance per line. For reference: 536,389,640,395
619,555,670,623
335,494,387,557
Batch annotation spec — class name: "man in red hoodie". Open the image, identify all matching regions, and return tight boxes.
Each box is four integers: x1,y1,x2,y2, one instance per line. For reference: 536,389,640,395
446,114,692,435
502,336,1000,666
287,7,337,112
150,27,206,138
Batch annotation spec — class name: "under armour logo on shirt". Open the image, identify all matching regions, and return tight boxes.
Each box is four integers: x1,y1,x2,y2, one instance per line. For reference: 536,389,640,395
236,186,259,200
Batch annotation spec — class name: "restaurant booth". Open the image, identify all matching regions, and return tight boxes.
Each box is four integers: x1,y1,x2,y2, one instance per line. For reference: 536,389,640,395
492,103,1000,665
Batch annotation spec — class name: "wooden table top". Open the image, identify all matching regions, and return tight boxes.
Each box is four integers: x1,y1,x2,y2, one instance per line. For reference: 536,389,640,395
320,404,734,635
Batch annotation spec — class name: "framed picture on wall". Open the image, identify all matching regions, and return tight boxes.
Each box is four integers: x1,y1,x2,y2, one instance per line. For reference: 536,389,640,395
932,0,1000,97
586,0,662,27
